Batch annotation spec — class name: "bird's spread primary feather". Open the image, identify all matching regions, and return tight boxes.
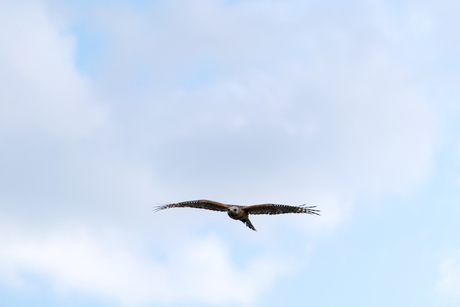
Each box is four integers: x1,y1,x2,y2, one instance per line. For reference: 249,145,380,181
154,199,320,231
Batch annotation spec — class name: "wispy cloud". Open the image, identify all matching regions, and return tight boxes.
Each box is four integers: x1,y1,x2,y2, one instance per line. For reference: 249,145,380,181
438,251,460,304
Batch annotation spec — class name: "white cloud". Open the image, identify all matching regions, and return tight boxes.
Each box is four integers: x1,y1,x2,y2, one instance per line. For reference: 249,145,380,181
438,251,460,303
96,0,438,203
0,0,445,305
0,0,106,138
0,220,286,306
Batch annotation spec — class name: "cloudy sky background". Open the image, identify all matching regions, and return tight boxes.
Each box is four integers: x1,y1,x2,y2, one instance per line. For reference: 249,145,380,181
1,0,460,306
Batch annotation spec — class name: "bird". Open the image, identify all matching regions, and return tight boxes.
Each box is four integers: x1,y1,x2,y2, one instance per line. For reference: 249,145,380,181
153,199,320,231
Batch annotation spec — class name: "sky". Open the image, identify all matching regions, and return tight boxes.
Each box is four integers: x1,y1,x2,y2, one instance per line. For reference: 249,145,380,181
1,0,460,306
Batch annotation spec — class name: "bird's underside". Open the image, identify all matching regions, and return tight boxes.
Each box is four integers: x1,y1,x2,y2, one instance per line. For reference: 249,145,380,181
154,199,320,231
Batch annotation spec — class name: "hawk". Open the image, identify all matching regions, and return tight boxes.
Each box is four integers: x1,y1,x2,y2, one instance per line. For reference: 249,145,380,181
154,199,320,231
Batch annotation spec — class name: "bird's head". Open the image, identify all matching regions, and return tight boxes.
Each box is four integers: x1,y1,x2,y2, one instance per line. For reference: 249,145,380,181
227,206,241,218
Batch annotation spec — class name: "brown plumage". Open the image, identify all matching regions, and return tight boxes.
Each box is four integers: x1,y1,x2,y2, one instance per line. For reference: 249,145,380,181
153,199,320,231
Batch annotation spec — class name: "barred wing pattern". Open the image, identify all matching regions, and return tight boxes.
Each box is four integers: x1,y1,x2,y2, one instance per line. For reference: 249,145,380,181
245,204,320,216
154,200,320,231
154,199,229,213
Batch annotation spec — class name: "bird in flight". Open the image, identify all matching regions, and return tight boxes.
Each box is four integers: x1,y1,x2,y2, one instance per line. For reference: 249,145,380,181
154,199,320,231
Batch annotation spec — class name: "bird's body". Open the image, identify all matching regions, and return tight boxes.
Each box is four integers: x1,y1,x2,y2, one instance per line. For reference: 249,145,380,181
154,199,320,231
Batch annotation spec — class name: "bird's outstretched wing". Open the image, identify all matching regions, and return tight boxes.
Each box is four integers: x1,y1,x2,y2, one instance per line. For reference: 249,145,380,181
154,200,229,213
245,204,320,216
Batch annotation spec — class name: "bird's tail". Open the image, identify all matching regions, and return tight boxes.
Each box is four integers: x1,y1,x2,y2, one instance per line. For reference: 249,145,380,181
241,218,257,231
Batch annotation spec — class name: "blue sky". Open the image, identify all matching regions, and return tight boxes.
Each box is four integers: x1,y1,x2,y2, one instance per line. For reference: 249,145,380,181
1,0,460,306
